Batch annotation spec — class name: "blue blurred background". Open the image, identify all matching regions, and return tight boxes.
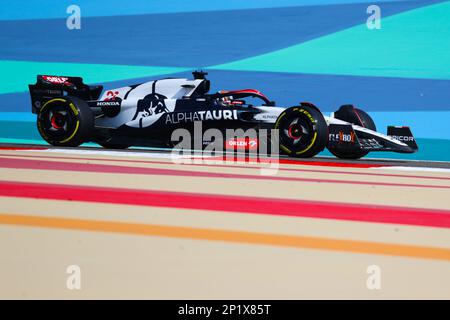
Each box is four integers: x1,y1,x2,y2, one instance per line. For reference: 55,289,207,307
0,0,449,160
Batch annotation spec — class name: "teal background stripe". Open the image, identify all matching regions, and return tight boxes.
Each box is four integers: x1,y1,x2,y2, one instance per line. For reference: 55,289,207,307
213,1,450,80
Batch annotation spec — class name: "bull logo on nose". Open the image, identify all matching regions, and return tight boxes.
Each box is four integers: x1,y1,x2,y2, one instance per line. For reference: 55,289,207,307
132,93,169,128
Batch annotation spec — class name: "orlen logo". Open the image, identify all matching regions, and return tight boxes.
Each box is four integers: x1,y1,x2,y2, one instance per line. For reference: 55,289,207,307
225,138,258,150
42,76,69,84
391,135,414,142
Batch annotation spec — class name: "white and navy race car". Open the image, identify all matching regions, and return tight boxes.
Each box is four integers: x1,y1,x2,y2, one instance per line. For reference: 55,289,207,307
29,71,418,159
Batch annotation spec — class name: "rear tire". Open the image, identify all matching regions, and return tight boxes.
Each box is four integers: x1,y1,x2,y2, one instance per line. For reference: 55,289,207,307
275,104,328,158
37,96,94,147
328,105,376,159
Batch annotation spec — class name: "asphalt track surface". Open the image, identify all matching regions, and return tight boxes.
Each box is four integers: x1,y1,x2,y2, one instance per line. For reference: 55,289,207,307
0,143,449,299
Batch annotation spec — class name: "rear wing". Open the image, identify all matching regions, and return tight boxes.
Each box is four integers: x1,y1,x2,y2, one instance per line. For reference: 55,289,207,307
29,75,103,114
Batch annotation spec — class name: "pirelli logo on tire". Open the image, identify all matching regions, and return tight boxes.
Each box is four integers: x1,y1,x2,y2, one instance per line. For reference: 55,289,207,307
69,102,79,116
299,109,315,123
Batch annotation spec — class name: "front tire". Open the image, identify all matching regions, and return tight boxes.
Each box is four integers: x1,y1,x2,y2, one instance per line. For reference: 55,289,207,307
275,104,328,158
328,105,376,159
37,96,94,147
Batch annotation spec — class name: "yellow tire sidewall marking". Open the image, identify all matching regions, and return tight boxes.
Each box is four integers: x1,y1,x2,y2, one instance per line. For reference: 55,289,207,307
69,102,79,116
40,98,68,114
295,131,317,155
60,120,80,143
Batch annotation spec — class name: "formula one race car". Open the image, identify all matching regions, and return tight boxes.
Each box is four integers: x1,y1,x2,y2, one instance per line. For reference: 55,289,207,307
29,71,418,159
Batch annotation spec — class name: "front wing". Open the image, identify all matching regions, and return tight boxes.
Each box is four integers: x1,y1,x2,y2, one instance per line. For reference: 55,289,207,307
325,117,418,154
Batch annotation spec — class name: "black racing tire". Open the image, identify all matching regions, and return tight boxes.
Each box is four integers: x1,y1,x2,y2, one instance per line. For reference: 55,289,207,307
37,96,94,147
328,105,376,159
275,104,328,158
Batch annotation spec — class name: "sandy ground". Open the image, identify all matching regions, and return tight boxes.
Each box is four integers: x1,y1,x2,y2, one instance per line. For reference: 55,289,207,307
0,147,449,299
